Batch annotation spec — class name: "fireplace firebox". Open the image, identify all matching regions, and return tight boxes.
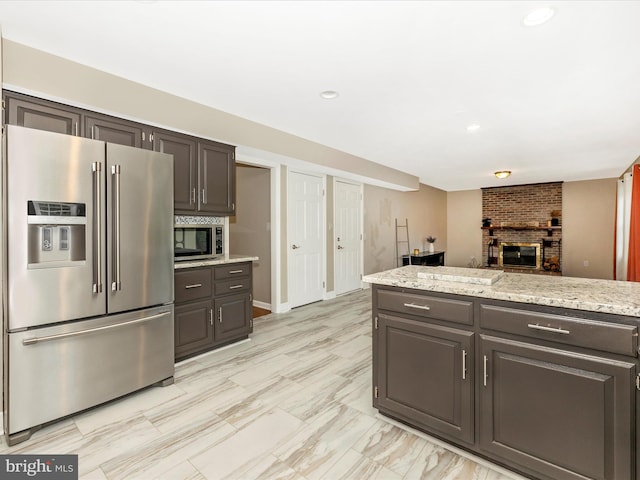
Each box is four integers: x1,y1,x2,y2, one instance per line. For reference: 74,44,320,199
499,242,541,269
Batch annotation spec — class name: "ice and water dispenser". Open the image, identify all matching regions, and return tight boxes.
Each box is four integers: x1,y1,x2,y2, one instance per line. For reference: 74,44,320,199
27,200,87,267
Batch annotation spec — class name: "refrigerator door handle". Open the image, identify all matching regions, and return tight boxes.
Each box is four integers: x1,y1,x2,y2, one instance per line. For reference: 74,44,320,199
111,164,122,292
22,311,172,346
92,162,103,294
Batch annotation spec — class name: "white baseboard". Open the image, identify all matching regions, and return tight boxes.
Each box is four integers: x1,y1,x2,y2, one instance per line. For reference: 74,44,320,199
272,302,290,314
252,300,271,311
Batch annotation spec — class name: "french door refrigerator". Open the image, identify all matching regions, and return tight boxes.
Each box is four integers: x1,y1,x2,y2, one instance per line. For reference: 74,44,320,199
3,125,175,445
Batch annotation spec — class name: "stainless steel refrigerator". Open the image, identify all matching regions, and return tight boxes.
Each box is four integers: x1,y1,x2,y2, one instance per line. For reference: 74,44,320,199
3,125,175,445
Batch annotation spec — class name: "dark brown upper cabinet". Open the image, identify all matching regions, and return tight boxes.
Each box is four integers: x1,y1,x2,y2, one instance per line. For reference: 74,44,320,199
4,92,82,136
198,140,236,216
84,113,151,149
3,90,237,217
152,129,198,213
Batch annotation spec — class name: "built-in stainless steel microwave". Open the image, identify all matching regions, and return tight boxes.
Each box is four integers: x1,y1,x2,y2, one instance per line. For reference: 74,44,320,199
174,224,223,261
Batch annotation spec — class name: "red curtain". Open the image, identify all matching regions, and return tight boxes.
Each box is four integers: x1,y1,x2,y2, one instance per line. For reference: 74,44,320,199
628,164,640,281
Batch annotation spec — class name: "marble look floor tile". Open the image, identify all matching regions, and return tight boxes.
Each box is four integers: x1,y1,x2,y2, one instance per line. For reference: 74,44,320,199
160,461,206,480
100,415,236,480
74,415,162,476
80,468,108,480
215,376,303,430
228,353,300,386
353,420,429,477
190,408,302,480
221,453,303,480
73,384,186,436
320,448,403,480
274,403,378,480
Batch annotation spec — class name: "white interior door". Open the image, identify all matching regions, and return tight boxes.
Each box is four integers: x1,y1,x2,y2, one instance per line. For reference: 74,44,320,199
335,180,362,295
288,171,325,308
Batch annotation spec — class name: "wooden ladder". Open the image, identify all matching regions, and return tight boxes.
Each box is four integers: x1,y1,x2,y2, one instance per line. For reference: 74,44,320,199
395,218,410,267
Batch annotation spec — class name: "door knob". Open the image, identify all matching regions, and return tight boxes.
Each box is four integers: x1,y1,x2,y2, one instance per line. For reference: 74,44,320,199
292,244,300,249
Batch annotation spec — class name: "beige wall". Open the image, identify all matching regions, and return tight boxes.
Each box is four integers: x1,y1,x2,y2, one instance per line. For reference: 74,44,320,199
445,179,618,279
446,190,483,267
562,178,617,279
229,165,271,306
364,183,447,274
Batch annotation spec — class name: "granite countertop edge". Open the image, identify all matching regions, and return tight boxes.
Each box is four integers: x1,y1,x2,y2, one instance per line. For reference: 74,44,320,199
175,255,259,269
363,266,640,318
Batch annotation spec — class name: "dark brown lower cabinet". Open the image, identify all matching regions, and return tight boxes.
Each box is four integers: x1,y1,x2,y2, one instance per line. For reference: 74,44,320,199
479,334,635,480
175,299,214,359
174,262,253,361
372,285,639,480
376,313,474,444
215,293,252,343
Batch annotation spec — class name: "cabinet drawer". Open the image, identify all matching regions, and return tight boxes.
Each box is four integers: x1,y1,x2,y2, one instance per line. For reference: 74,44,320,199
175,268,212,303
214,263,251,280
214,278,251,296
377,289,473,326
480,304,638,357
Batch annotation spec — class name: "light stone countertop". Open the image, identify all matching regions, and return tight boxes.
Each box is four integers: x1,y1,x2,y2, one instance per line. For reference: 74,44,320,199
363,265,640,317
174,254,258,269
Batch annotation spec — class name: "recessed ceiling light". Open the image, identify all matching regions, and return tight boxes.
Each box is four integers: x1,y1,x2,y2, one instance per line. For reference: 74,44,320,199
466,124,481,132
320,90,339,100
494,170,512,179
522,6,556,27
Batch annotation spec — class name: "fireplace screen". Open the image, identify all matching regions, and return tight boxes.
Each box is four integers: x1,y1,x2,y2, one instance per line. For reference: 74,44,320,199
499,242,541,269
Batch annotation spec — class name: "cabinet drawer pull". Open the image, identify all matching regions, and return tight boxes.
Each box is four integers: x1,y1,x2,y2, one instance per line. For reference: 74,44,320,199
527,323,570,335
185,283,202,289
403,303,431,311
228,270,243,274
483,355,488,387
229,284,244,290
462,349,467,380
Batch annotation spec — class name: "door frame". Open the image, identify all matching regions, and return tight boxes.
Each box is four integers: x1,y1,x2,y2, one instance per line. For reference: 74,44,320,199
333,178,364,296
232,153,283,313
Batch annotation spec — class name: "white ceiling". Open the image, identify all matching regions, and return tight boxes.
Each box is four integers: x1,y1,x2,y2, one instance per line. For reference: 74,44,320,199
1,0,639,191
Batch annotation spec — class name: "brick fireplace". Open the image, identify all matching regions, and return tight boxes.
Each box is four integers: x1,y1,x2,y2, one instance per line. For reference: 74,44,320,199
482,182,562,273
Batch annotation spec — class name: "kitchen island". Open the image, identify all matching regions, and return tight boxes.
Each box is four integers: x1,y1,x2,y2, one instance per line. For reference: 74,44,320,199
174,255,258,361
363,266,640,480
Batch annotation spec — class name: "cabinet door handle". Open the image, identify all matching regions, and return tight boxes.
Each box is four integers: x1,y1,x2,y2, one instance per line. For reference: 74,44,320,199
462,349,467,380
191,188,196,205
202,188,207,205
403,303,431,311
185,283,202,289
527,323,570,335
483,355,488,387
218,307,223,323
209,309,213,326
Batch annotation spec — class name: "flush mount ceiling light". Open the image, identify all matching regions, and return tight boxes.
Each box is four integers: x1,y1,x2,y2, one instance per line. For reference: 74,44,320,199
466,124,481,132
494,170,512,179
522,6,556,27
320,90,339,100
